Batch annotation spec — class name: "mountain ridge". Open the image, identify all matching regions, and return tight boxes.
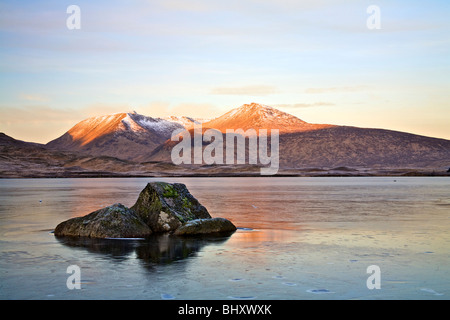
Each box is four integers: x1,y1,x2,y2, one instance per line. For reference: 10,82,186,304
46,112,187,160
2,102,450,177
202,102,334,133
45,103,335,160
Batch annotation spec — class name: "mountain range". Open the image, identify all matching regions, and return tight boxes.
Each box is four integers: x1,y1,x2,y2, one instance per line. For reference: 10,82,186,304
1,102,450,177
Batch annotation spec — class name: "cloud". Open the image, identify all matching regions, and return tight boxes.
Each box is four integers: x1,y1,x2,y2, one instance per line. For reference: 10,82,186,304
277,102,335,108
0,105,76,124
19,94,50,102
305,86,368,94
210,85,279,96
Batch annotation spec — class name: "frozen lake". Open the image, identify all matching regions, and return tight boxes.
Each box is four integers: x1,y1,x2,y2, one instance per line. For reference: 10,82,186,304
0,177,449,300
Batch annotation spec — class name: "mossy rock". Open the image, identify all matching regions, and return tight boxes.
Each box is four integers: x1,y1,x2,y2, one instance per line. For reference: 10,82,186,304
162,184,179,198
54,203,152,238
130,182,211,233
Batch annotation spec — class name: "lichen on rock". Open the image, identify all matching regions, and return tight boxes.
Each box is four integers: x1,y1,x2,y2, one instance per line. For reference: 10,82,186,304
130,182,211,233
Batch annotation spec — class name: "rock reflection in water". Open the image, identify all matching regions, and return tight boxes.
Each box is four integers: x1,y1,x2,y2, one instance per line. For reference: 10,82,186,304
55,233,232,268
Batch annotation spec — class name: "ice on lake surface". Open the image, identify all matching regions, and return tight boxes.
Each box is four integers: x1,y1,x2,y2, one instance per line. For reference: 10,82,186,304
0,177,449,300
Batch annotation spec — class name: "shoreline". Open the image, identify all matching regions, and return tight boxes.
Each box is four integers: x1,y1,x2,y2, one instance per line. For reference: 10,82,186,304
1,171,450,179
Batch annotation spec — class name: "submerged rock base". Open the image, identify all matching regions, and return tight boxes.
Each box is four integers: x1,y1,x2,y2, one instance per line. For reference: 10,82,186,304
54,182,236,238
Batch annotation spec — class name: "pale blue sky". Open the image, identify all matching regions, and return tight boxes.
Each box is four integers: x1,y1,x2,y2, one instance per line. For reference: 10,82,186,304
0,0,449,143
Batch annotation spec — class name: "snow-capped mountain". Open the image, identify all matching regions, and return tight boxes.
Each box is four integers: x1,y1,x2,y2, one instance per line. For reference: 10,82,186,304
42,103,450,170
42,103,348,161
46,104,333,161
46,112,188,161
162,116,210,130
202,102,333,133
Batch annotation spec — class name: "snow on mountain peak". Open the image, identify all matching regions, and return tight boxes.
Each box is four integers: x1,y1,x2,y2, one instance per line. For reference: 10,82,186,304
162,116,210,129
240,102,274,110
121,113,146,133
224,102,293,121
121,112,185,136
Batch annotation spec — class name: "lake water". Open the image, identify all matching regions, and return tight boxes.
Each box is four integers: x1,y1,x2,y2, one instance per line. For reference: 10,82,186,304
0,177,449,300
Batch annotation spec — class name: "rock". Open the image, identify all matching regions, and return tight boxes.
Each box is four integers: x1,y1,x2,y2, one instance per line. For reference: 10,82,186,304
174,218,237,236
54,203,152,238
130,182,211,233
54,182,236,238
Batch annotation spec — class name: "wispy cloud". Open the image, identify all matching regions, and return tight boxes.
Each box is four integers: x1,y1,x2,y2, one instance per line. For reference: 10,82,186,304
210,85,278,96
0,105,74,124
305,86,368,94
19,94,50,102
277,102,335,108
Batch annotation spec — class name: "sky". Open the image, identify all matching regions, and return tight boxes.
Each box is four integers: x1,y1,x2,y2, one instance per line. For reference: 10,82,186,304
0,0,449,143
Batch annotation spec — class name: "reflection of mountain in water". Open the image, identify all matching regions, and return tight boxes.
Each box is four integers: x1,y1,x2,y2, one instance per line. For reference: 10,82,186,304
56,233,231,269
